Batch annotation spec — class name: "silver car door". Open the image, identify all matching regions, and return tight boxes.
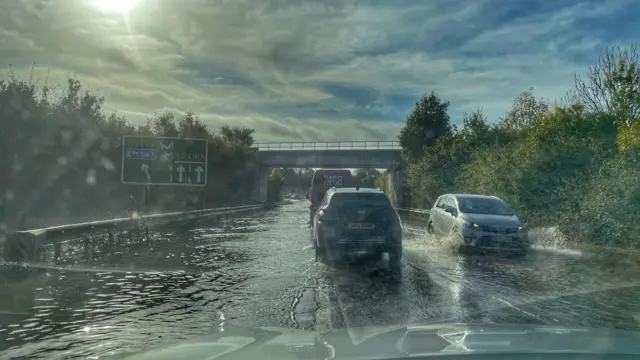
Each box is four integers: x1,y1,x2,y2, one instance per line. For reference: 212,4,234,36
432,196,446,235
443,196,457,234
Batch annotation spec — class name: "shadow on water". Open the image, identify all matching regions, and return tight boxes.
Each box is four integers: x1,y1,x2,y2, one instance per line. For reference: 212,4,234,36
318,253,442,331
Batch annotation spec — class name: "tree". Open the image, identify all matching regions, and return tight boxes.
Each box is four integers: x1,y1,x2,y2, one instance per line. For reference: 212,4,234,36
0,72,261,228
354,168,380,188
267,168,285,203
567,46,640,151
146,112,180,137
375,170,388,194
398,91,452,162
504,88,549,134
569,46,640,121
178,111,209,139
220,125,255,146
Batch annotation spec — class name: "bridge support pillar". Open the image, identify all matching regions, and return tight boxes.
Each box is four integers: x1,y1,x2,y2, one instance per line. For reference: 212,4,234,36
252,167,269,203
386,165,406,208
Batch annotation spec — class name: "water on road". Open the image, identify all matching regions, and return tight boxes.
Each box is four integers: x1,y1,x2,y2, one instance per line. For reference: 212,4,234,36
1,201,640,358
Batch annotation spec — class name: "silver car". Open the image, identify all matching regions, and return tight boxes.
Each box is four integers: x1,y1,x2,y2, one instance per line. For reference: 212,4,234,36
427,194,529,253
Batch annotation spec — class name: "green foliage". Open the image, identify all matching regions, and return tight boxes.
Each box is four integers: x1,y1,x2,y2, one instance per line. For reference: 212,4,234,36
375,170,388,195
398,91,452,162
401,45,640,248
354,168,380,188
267,168,285,203
570,150,640,247
0,73,259,228
277,168,314,191
503,88,550,134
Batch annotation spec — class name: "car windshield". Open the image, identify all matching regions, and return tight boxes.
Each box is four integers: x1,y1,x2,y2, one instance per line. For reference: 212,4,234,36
457,197,515,216
4,0,640,358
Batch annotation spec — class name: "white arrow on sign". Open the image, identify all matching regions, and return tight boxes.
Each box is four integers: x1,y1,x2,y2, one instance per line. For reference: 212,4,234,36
195,165,204,183
176,164,185,182
140,163,151,180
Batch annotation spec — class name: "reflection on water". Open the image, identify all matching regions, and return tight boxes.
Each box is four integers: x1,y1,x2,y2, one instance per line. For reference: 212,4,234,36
0,214,269,353
408,247,640,331
1,269,198,346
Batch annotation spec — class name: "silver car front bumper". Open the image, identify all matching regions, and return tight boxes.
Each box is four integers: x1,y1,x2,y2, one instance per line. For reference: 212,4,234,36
458,227,529,250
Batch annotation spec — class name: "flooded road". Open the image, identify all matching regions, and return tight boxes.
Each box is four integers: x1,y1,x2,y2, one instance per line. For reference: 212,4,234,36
2,201,640,358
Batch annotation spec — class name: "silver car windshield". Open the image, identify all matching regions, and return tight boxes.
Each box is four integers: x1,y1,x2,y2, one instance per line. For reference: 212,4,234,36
457,197,515,216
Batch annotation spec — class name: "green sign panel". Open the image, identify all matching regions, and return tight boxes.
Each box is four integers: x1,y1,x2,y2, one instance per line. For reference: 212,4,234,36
121,135,208,186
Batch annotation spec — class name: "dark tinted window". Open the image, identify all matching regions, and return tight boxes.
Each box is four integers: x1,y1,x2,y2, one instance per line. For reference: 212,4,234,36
329,192,390,208
457,197,514,216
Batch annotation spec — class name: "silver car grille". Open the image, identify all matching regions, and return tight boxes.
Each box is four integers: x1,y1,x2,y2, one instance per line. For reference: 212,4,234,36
480,225,519,234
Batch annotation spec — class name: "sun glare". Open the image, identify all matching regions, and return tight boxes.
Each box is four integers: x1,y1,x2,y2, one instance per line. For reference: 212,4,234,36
91,0,138,13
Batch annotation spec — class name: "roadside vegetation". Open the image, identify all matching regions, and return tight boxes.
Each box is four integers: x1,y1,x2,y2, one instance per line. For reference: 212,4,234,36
0,71,259,229
399,46,640,248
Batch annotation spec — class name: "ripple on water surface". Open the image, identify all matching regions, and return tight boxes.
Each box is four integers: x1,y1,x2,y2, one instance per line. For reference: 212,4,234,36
0,215,267,355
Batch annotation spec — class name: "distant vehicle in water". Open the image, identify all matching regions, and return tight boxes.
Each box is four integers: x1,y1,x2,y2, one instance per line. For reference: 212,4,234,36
285,193,302,200
427,193,529,254
306,169,354,225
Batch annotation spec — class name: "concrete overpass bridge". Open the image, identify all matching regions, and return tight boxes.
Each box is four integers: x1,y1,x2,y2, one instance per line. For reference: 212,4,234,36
251,141,407,206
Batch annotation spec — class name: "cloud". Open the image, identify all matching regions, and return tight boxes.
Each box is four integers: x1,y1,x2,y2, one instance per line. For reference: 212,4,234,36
1,0,637,141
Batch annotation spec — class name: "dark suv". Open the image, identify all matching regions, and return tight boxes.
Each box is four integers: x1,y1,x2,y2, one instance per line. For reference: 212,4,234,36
312,187,402,266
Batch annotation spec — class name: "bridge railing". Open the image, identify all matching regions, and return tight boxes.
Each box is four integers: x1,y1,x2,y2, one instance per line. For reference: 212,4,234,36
251,141,401,151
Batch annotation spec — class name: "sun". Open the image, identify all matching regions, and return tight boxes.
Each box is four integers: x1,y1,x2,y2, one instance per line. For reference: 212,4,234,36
91,0,138,13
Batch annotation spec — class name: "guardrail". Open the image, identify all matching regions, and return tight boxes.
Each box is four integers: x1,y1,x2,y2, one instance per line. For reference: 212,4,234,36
394,207,431,215
3,204,267,262
251,141,401,151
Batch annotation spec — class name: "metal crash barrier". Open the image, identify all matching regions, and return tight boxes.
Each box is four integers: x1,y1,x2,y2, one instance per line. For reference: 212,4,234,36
394,207,431,215
394,207,431,222
3,204,267,262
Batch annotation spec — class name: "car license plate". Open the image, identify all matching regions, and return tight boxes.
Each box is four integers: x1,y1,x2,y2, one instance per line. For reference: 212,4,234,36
348,223,374,230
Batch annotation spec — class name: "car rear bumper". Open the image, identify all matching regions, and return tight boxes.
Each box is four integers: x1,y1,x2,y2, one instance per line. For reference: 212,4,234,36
320,226,400,253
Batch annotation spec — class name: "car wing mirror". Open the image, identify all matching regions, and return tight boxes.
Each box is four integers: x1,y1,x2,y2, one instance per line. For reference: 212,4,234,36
445,207,457,216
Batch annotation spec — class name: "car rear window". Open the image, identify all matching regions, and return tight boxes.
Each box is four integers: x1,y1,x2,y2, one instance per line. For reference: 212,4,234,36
330,193,390,208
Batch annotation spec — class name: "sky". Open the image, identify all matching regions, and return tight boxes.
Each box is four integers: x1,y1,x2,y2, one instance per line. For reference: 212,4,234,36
1,0,638,142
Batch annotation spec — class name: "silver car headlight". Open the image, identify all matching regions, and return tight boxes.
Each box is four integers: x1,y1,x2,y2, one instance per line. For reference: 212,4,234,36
517,222,528,232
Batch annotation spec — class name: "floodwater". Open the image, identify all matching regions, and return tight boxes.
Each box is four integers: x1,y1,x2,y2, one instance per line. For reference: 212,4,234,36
1,201,639,358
